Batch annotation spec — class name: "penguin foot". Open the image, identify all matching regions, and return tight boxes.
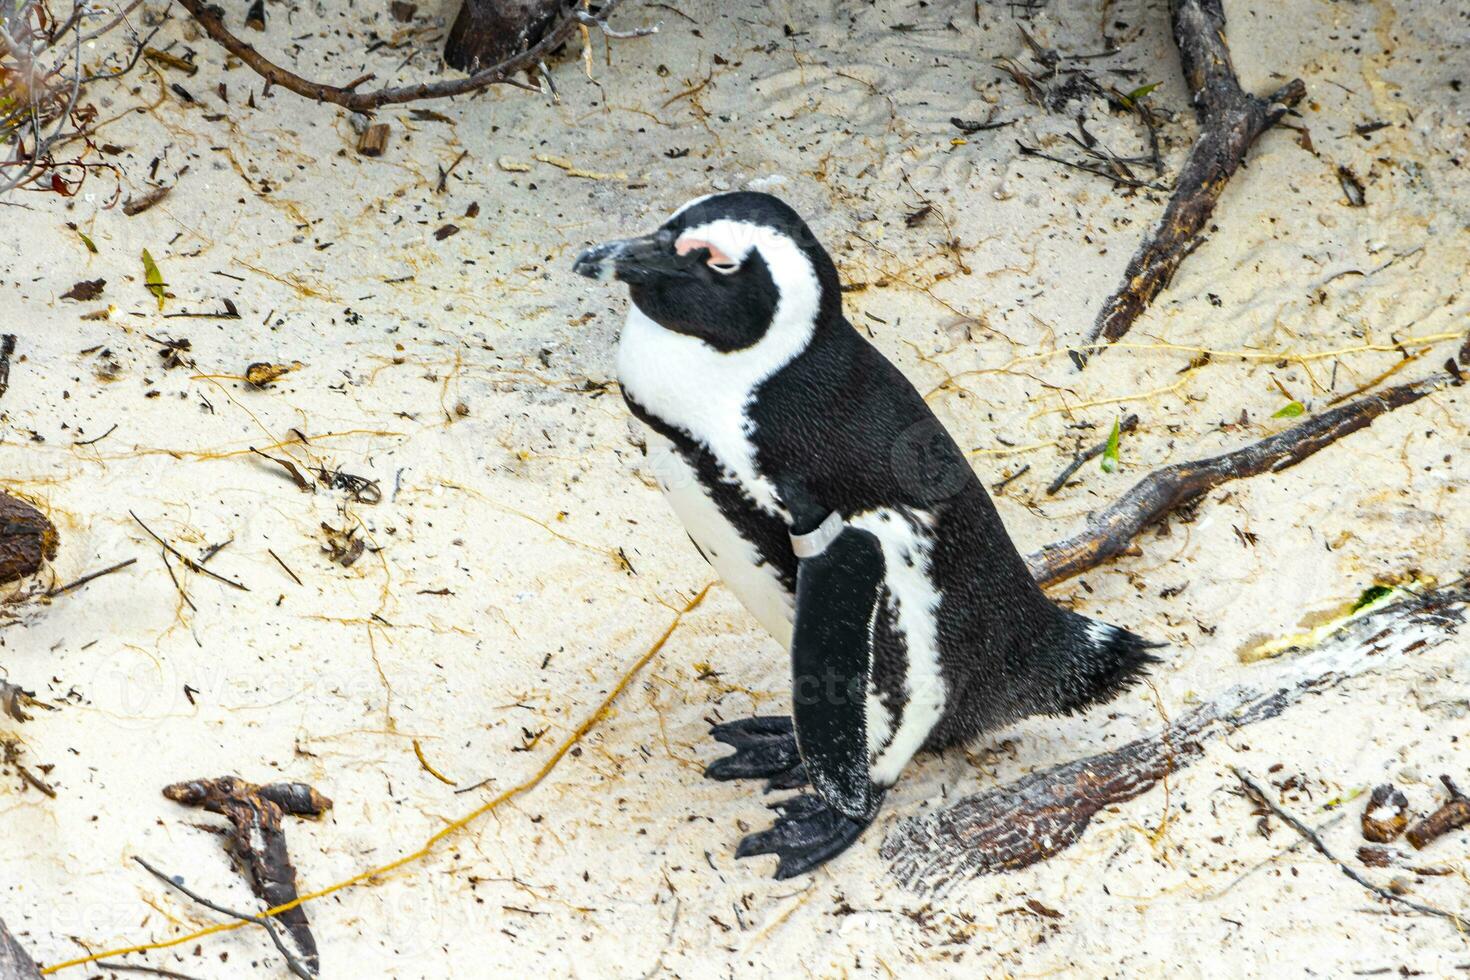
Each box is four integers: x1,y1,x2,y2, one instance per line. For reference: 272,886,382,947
734,793,873,879
704,715,807,790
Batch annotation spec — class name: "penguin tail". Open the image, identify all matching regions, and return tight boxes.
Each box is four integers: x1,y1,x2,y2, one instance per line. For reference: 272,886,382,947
1025,611,1163,717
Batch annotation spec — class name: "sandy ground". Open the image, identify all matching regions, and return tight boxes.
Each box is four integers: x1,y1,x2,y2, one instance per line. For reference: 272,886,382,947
2,0,1468,976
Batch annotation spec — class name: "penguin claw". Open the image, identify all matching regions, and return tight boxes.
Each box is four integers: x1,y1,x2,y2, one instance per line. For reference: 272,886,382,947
704,715,807,790
734,793,873,879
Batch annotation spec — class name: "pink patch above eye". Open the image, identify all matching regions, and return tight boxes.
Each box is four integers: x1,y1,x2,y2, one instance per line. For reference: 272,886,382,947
675,237,736,267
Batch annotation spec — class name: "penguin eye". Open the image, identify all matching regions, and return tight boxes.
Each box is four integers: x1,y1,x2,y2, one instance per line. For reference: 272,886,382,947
676,236,739,275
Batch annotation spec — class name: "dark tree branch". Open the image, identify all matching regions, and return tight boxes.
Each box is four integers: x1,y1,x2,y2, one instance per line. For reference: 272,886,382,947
1025,371,1457,587
175,0,647,112
1078,0,1306,365
882,584,1469,894
161,776,334,977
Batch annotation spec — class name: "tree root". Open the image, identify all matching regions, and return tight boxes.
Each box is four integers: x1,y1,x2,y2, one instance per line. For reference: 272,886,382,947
1078,0,1306,365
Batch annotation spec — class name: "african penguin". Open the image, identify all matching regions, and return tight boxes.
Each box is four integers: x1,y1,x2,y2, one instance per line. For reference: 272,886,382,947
574,192,1159,879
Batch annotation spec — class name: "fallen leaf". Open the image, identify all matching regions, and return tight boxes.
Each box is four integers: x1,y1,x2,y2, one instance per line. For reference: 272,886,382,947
61,279,105,301
141,248,166,310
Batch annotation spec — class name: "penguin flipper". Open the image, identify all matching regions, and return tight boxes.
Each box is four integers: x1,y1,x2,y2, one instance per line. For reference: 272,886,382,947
788,524,885,822
735,791,881,879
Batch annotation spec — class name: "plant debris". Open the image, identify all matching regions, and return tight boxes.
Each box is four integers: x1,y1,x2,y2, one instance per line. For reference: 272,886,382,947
245,361,302,387
0,492,59,585
161,775,332,977
1361,784,1410,842
60,279,105,301
1405,776,1470,850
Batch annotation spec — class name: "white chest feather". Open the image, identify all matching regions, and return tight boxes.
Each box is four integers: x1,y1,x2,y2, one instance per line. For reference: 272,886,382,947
647,434,795,647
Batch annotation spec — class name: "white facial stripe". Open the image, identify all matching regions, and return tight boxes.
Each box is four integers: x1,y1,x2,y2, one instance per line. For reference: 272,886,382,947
616,219,821,518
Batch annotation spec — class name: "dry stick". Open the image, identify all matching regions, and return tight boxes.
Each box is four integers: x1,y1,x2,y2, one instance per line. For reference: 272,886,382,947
174,0,641,111
132,858,313,980
1025,371,1455,586
45,557,136,597
161,777,332,976
1078,0,1306,366
1404,776,1470,850
94,961,203,980
1233,769,1470,930
882,583,1469,894
129,511,248,591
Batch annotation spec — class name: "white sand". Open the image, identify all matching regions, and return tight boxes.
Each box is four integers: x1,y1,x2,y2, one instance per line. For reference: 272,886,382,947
2,0,1467,975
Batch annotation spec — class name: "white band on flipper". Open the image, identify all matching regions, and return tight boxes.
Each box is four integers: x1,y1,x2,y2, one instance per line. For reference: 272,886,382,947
789,511,844,559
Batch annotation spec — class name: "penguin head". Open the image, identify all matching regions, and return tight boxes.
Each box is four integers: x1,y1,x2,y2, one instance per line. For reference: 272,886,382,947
574,192,842,351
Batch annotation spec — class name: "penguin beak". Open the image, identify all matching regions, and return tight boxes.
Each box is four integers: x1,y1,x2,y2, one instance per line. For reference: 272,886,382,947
573,231,690,285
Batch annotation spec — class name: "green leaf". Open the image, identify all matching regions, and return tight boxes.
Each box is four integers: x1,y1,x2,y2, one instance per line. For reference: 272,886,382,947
1100,417,1121,473
1123,82,1159,104
1350,584,1395,613
141,248,166,310
77,229,98,253
1272,400,1305,418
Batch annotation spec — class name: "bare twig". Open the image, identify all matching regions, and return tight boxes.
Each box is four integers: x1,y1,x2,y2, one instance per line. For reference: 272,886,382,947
129,510,248,591
46,556,137,597
1045,413,1138,495
1079,0,1306,364
1234,769,1470,930
1026,372,1456,586
175,0,651,112
133,857,314,979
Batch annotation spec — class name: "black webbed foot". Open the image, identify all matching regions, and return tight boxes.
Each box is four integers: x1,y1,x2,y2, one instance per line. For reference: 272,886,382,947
734,792,876,879
704,715,807,790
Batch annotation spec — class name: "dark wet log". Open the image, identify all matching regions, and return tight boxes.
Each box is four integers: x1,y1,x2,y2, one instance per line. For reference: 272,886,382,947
444,0,565,74
1025,371,1456,587
1079,0,1306,364
0,492,58,586
1360,784,1409,843
0,914,41,980
1405,776,1470,850
882,585,1469,894
163,776,333,975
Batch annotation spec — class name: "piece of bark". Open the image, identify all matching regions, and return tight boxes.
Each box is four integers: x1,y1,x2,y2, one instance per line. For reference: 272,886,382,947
0,915,41,980
1025,371,1455,587
882,585,1467,893
0,492,59,585
1080,0,1306,363
1361,784,1410,843
163,775,333,975
122,184,172,216
1404,776,1470,850
60,278,106,301
444,0,565,74
356,123,390,157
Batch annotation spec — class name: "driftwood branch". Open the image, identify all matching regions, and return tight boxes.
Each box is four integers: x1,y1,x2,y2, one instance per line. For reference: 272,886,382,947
0,914,41,980
882,584,1469,894
1079,0,1306,364
1025,371,1457,586
161,776,333,977
176,0,646,112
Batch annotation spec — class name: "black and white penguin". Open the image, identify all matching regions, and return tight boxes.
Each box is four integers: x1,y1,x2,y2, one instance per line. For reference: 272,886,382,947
574,192,1159,879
